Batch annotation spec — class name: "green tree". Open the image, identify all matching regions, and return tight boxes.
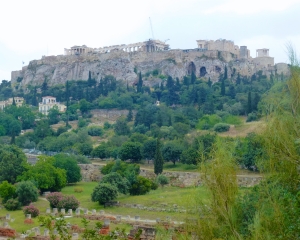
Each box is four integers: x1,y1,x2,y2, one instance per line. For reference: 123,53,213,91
0,145,28,184
114,117,130,136
247,91,252,114
126,108,133,122
142,139,156,162
119,142,142,162
162,141,183,165
16,181,38,206
154,138,164,174
100,172,130,194
137,72,143,93
221,78,225,96
129,175,153,195
19,156,67,192
180,148,199,165
53,153,82,183
79,99,91,115
48,106,60,125
91,183,118,205
0,181,17,203
9,119,21,144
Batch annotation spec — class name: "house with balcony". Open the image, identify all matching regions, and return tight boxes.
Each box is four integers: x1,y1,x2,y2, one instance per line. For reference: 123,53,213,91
39,96,66,115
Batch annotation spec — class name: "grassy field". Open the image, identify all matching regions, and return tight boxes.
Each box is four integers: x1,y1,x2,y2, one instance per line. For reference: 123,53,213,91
0,182,209,234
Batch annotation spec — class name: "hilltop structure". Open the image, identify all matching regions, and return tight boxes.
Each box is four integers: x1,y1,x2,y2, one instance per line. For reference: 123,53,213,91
64,39,169,55
11,38,288,89
38,96,66,115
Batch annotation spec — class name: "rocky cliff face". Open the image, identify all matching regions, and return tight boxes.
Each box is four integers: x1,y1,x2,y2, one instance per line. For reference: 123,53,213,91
11,49,289,88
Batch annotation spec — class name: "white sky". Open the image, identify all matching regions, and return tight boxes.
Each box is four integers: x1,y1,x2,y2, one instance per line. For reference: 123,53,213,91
1,0,300,81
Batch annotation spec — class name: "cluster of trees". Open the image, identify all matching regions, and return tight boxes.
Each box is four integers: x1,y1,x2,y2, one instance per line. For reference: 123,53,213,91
92,160,158,205
186,53,300,239
0,145,82,210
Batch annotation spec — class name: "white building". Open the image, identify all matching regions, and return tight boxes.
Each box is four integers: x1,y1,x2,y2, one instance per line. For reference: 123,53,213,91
0,97,24,110
39,96,66,115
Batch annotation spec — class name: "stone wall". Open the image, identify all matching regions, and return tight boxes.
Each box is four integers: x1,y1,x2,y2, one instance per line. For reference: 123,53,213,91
78,164,262,187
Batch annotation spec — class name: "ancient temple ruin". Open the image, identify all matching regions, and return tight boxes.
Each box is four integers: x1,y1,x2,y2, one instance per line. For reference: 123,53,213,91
64,39,169,56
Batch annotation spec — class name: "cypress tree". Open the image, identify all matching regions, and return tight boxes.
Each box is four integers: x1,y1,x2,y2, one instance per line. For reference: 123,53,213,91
221,78,225,96
12,97,16,106
191,71,196,85
247,91,252,114
208,77,212,87
137,72,143,93
154,138,164,175
32,87,37,106
126,109,133,122
224,66,228,80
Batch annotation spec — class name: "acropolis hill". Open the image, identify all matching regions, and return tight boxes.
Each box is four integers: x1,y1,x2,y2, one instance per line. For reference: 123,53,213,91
11,39,289,88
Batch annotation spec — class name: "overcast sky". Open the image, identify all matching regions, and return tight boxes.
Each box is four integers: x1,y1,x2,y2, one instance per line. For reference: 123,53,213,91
1,0,300,81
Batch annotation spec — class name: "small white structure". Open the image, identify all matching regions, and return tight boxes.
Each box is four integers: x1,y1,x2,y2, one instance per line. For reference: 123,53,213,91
0,97,24,110
39,96,66,115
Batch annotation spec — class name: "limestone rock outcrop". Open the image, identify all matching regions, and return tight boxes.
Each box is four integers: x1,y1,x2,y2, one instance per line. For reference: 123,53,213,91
11,49,289,88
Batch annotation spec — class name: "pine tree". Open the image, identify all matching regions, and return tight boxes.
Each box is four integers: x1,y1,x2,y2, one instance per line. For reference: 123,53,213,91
65,81,70,127
154,138,164,175
247,91,252,114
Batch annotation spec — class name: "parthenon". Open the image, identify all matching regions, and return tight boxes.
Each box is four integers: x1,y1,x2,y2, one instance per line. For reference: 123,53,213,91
64,39,169,56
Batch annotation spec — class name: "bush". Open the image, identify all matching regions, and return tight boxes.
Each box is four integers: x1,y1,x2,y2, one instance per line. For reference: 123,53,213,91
91,183,118,205
16,181,39,206
74,187,83,193
213,123,230,132
23,204,39,218
246,112,259,122
57,195,80,210
100,172,130,194
129,176,153,196
88,126,103,136
4,198,21,211
156,174,170,187
196,114,222,130
46,192,63,208
46,192,80,210
78,118,88,128
103,122,112,130
0,181,17,203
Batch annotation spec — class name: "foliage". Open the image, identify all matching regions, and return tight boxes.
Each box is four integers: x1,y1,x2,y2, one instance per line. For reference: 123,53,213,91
0,144,28,184
46,192,80,210
53,153,82,183
119,142,142,162
246,112,259,122
74,187,83,193
0,181,17,203
16,181,39,206
154,138,164,174
114,117,130,135
87,126,103,136
100,160,140,179
4,198,21,211
213,123,230,132
91,183,118,205
57,195,80,210
19,155,67,192
129,176,153,196
156,174,169,187
46,192,63,208
23,204,39,218
162,141,183,165
48,106,60,125
180,148,199,165
196,114,221,130
100,172,130,194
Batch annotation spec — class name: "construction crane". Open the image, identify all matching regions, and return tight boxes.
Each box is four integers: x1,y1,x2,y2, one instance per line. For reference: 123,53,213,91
149,17,155,40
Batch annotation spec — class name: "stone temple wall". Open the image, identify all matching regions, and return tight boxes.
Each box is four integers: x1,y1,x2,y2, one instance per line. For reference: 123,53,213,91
78,164,262,187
